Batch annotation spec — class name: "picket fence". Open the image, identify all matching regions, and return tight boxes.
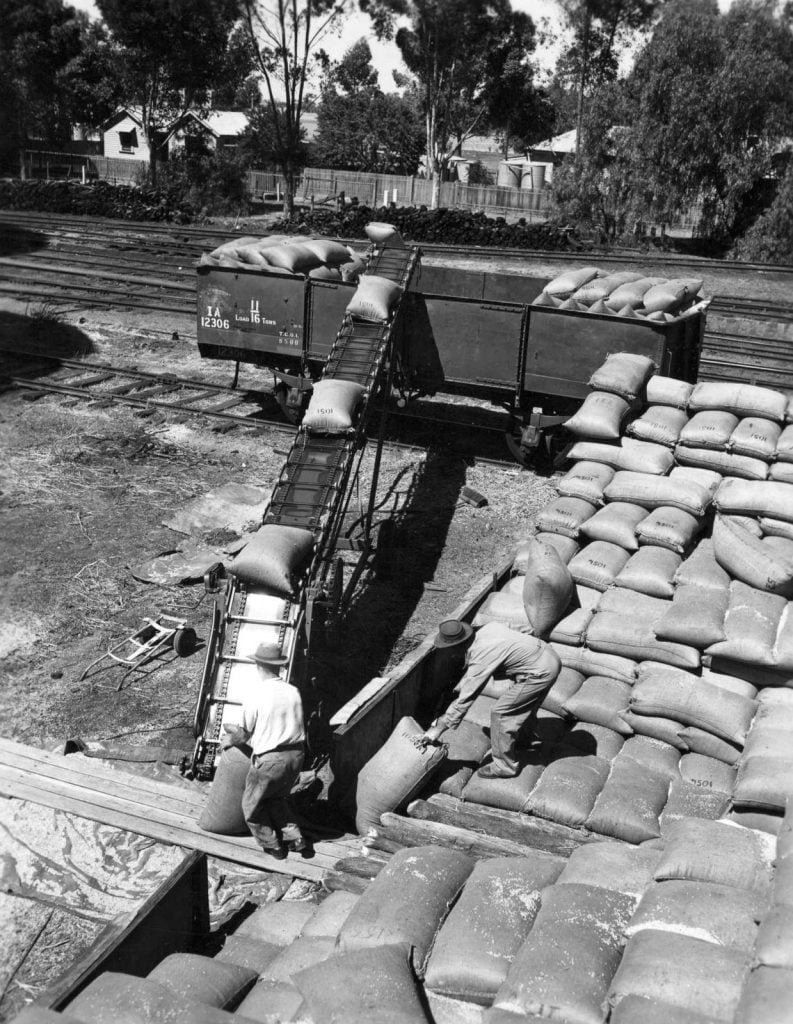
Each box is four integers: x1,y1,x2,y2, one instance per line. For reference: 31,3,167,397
22,151,146,186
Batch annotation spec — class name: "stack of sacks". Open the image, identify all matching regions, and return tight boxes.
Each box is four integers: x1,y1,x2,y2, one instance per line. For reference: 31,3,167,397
729,690,793,834
199,234,363,280
609,817,774,1023
673,381,790,481
732,801,793,1021
533,265,706,321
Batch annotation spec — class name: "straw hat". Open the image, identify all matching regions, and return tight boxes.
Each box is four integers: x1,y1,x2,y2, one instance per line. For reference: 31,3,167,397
433,620,474,648
252,641,288,666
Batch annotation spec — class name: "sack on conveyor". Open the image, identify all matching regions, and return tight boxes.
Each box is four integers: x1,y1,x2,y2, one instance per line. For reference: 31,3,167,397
641,277,703,315
521,538,574,638
336,845,475,976
730,417,782,461
589,352,656,402
543,265,601,299
364,222,406,248
712,514,793,595
645,374,695,409
609,929,749,1024
556,461,616,505
564,391,632,440
636,506,701,554
629,663,755,746
294,946,429,1024
346,274,403,322
424,857,563,1006
303,379,365,433
231,524,314,597
355,717,446,835
689,380,788,422
715,477,793,523
490,883,636,1024
675,445,769,481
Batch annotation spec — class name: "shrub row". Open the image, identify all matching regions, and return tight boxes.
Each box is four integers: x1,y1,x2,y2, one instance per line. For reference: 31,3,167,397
0,179,196,223
276,203,572,250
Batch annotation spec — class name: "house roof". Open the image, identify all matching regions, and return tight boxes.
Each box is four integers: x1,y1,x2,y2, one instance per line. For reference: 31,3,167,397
529,128,578,155
101,107,144,131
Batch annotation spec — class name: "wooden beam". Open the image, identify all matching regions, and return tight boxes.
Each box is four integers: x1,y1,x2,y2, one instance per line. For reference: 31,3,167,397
377,812,565,865
409,795,597,857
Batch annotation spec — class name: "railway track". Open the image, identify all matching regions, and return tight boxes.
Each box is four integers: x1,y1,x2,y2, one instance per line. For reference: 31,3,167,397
0,348,520,467
3,211,793,318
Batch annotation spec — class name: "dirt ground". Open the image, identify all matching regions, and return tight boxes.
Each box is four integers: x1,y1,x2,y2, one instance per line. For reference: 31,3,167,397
0,302,555,761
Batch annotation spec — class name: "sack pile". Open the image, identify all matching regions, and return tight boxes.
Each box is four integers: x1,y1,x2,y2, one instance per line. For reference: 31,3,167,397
534,266,707,321
189,808,793,1024
459,357,793,840
199,233,366,282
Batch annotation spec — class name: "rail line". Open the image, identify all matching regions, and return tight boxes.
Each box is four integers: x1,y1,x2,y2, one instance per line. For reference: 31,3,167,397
0,349,519,467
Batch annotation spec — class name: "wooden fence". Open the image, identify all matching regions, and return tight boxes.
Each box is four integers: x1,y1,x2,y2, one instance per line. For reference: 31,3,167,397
22,151,147,186
246,166,552,221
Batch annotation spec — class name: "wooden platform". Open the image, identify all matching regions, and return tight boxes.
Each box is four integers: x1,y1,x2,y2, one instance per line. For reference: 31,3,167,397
0,738,361,883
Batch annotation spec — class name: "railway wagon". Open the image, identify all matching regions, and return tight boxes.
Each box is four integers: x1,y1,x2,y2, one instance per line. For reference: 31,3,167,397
196,259,706,461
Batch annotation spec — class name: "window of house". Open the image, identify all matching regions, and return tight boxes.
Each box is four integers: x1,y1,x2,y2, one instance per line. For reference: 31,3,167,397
118,129,137,153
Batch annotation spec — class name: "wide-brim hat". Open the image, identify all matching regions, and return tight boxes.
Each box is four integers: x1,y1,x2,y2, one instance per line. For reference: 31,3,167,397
434,619,474,649
252,641,289,666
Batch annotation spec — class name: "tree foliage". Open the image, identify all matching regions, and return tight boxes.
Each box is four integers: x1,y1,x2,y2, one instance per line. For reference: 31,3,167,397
97,0,241,179
239,0,348,212
0,0,91,170
313,39,423,173
731,158,793,262
361,0,542,205
554,0,793,244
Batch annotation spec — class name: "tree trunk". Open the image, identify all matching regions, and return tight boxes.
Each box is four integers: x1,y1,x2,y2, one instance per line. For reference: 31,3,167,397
575,5,591,165
431,170,442,210
281,165,296,217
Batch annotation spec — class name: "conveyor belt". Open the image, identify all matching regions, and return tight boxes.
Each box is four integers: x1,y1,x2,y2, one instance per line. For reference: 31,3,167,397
189,243,420,777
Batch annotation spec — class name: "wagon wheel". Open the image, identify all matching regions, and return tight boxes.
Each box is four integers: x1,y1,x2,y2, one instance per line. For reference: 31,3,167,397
173,626,197,657
505,418,541,469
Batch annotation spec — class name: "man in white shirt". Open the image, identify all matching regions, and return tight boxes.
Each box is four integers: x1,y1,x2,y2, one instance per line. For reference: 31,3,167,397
420,619,561,779
221,640,306,859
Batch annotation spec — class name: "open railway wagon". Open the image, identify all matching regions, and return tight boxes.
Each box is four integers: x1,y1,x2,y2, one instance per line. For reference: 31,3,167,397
188,233,420,779
197,242,709,463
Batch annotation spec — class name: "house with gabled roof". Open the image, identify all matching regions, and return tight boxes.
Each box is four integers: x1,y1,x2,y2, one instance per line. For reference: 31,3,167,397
100,107,250,161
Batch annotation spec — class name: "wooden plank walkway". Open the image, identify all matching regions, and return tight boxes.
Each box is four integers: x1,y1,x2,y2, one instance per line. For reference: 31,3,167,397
0,738,360,883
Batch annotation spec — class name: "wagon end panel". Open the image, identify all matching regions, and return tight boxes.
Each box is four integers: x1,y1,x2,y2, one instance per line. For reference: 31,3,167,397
196,265,307,371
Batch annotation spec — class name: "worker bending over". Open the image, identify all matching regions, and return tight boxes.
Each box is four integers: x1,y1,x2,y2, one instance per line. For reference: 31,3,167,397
221,641,307,859
420,619,561,779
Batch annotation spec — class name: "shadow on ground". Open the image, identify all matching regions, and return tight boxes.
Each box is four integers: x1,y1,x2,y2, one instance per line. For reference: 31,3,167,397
0,224,49,257
0,310,94,373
